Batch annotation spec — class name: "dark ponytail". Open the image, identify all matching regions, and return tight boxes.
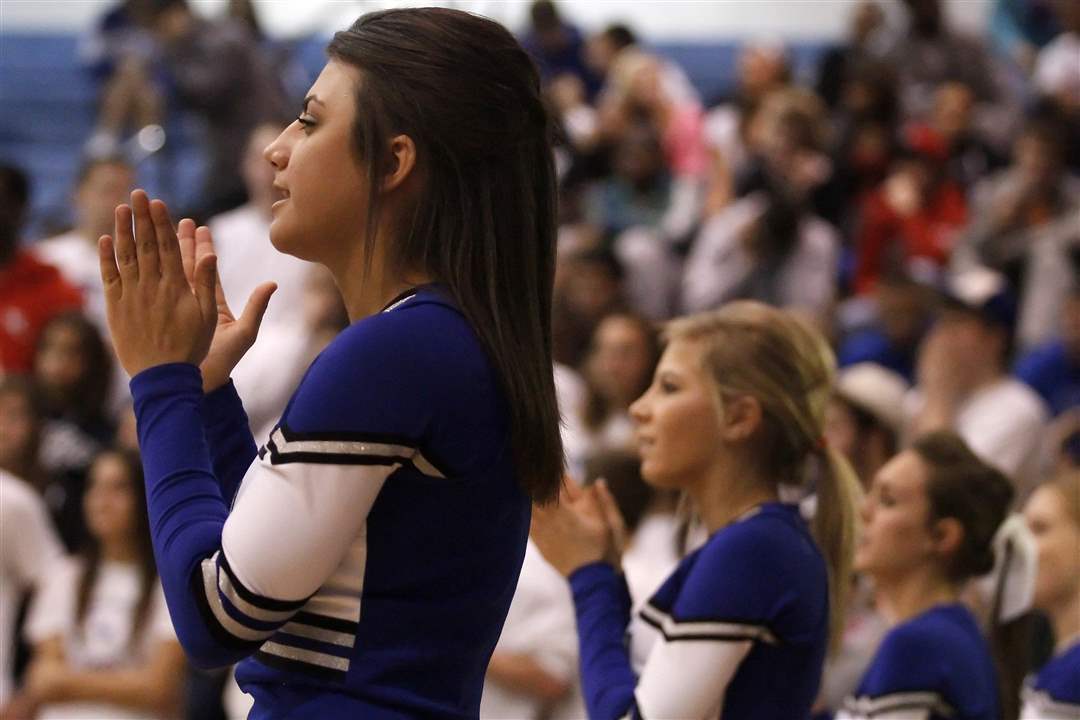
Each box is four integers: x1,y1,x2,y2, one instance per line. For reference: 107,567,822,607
326,8,563,503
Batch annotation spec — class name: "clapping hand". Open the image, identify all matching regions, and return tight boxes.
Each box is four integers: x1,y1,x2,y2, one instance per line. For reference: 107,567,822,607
530,476,628,578
99,190,276,389
99,190,218,377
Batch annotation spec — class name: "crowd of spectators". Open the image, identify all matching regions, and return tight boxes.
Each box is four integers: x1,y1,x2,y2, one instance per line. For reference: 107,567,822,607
0,0,1077,718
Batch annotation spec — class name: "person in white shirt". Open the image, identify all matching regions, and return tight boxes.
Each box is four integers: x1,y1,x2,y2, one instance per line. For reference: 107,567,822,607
33,157,135,418
16,449,184,720
907,268,1049,496
0,471,63,710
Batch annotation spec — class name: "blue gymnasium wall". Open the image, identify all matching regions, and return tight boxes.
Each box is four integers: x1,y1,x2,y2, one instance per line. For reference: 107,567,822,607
0,33,828,238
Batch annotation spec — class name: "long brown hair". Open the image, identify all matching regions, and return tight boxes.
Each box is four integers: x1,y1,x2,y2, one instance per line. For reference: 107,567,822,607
665,301,862,651
76,448,158,652
326,8,563,503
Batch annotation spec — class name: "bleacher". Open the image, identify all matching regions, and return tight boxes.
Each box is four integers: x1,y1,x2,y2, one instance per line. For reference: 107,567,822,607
0,31,827,237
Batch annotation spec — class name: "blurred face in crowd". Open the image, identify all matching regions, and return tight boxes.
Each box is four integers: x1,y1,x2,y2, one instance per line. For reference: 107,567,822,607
927,309,1002,372
877,280,927,345
84,452,138,545
75,161,134,239
851,1,885,43
264,60,373,265
1015,132,1062,193
932,82,974,140
1024,483,1080,614
738,45,787,99
561,257,620,320
584,34,619,76
34,321,89,399
0,387,35,471
588,315,654,409
630,339,724,490
243,124,286,214
856,450,942,580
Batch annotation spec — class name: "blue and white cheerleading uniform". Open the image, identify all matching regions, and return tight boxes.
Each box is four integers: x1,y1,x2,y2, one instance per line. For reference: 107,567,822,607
1021,641,1080,719
838,604,999,720
130,286,528,719
570,502,829,719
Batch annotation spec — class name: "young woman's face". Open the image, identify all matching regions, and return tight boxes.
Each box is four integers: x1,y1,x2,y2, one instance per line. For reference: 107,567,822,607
588,316,653,408
34,323,88,395
1024,485,1080,613
263,60,372,265
629,339,723,490
84,454,137,544
856,450,938,580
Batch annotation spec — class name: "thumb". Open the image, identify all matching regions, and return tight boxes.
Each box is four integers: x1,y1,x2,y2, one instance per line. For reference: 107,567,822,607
238,282,278,338
194,254,218,323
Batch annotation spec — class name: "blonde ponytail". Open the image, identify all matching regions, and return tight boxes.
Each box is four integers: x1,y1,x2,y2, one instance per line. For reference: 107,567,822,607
816,445,863,652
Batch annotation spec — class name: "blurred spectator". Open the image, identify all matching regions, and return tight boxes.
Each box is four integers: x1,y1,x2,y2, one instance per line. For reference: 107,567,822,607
852,146,968,295
956,115,1080,352
1033,0,1080,105
0,166,83,375
148,0,288,218
583,24,636,87
231,265,348,443
838,273,935,382
562,313,659,480
902,81,1006,191
906,268,1049,494
1015,283,1080,418
816,1,889,110
17,449,185,720
1020,470,1080,717
33,157,134,337
991,0,1061,70
825,362,909,488
584,120,675,238
0,470,63,712
0,377,47,492
33,156,136,417
552,245,624,367
209,122,309,332
80,0,164,158
521,1,596,96
480,540,584,720
888,0,1005,122
704,42,791,211
681,189,839,325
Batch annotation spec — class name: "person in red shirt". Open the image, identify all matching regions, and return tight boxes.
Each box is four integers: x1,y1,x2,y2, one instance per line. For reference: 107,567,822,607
853,146,968,295
0,165,84,373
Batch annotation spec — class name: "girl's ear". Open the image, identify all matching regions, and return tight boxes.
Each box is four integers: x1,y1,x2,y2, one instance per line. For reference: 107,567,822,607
930,516,964,564
718,394,763,443
382,134,417,193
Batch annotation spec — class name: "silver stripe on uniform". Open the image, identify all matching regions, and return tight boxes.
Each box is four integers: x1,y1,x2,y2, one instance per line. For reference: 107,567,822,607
280,621,357,648
639,603,779,645
842,691,955,718
260,641,350,671
200,555,277,643
269,428,446,479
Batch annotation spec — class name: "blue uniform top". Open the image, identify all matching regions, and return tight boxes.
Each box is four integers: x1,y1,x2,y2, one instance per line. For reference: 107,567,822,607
130,286,529,719
839,604,999,720
570,502,829,719
1021,641,1080,719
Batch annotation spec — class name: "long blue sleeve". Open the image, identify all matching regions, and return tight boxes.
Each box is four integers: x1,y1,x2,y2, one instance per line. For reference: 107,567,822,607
199,380,257,507
131,363,255,669
569,562,638,720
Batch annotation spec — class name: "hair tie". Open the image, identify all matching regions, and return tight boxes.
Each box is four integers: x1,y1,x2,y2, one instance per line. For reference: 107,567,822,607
973,514,1038,623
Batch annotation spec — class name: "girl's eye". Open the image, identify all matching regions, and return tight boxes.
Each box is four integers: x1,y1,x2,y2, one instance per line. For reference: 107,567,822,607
659,380,678,394
296,115,316,132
